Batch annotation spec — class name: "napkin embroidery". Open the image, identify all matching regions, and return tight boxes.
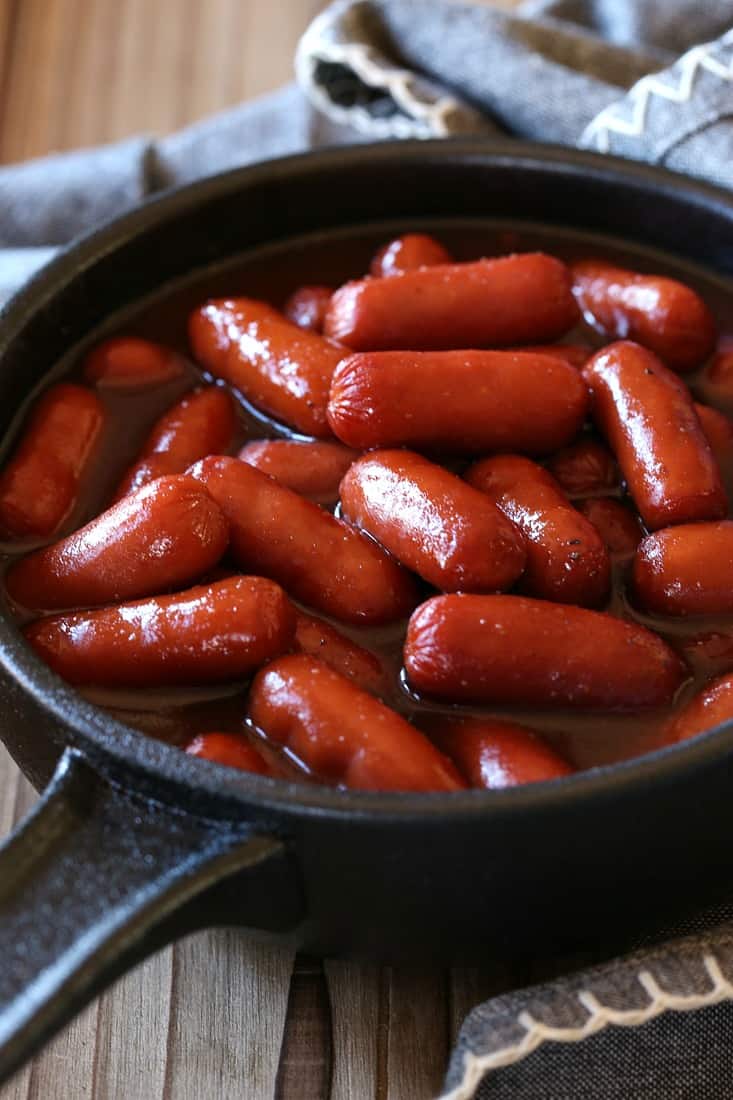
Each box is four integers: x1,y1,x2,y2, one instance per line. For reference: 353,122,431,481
441,934,733,1099
441,953,733,1100
295,0,489,138
581,29,733,155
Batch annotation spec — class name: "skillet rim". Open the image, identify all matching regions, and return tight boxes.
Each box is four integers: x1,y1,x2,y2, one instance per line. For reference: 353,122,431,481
1,136,733,822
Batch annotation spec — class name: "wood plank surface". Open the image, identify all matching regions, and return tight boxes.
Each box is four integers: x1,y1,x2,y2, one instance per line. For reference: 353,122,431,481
3,735,499,1100
0,0,323,163
0,1,521,1097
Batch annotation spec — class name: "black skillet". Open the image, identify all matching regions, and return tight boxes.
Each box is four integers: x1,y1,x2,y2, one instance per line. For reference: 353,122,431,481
1,140,733,1084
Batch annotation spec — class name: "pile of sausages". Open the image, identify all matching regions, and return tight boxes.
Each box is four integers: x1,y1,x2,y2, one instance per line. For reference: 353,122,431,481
2,232,733,792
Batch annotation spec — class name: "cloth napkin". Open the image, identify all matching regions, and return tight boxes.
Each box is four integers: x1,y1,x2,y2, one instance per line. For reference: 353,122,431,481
2,2,733,1097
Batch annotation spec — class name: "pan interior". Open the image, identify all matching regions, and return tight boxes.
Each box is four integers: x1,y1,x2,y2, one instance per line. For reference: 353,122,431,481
1,142,733,819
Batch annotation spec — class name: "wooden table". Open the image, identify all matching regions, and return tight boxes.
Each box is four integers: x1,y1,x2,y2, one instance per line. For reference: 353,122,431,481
0,2,521,1097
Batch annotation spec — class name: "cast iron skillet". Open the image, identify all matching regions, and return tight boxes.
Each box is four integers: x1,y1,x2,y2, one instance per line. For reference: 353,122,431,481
2,139,733,1083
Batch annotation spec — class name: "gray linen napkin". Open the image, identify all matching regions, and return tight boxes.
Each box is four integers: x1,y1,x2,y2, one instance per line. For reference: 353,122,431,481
2,0,733,298
0,86,360,299
3,3,733,1097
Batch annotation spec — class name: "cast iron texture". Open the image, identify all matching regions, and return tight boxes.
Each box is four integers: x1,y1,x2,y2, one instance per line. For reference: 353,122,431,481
0,749,301,1083
1,140,733,1079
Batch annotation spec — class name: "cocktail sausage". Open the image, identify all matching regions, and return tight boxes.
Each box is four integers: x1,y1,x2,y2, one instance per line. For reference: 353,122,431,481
404,594,685,708
238,439,358,504
370,234,451,277
284,285,333,333
185,732,276,775
466,454,610,606
665,674,733,743
0,384,104,539
341,450,526,592
6,475,229,611
583,341,726,529
329,350,588,454
430,717,573,788
325,254,579,350
114,386,237,499
190,456,418,625
25,576,296,687
189,298,343,437
249,654,465,791
633,522,733,616
572,260,716,371
84,337,184,388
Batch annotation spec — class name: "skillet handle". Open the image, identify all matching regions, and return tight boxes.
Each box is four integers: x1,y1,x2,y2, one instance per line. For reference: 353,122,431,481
0,746,302,1085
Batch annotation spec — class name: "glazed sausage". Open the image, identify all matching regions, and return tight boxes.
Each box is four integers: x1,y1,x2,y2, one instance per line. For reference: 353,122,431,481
325,254,579,350
238,439,358,504
340,450,526,593
328,350,589,454
24,575,296,687
0,384,104,539
370,234,452,277
665,674,733,743
185,732,276,775
84,337,184,388
189,298,343,437
583,341,727,529
694,402,733,471
293,611,391,697
189,297,282,350
577,498,642,558
248,654,465,791
546,439,618,499
508,343,592,370
633,521,733,616
429,717,573,788
6,475,229,611
677,631,733,681
404,594,685,708
465,455,610,606
571,259,716,372
706,347,733,395
189,456,418,625
114,386,237,499
284,285,333,333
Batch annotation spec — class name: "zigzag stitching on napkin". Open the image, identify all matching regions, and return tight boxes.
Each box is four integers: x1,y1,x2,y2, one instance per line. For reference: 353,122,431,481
295,3,472,139
440,954,733,1100
582,31,733,153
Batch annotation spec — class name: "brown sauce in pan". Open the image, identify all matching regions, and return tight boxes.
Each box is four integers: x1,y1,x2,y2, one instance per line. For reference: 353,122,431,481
2,217,733,781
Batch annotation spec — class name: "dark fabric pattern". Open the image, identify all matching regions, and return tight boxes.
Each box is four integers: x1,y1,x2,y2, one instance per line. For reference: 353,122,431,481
443,924,733,1099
